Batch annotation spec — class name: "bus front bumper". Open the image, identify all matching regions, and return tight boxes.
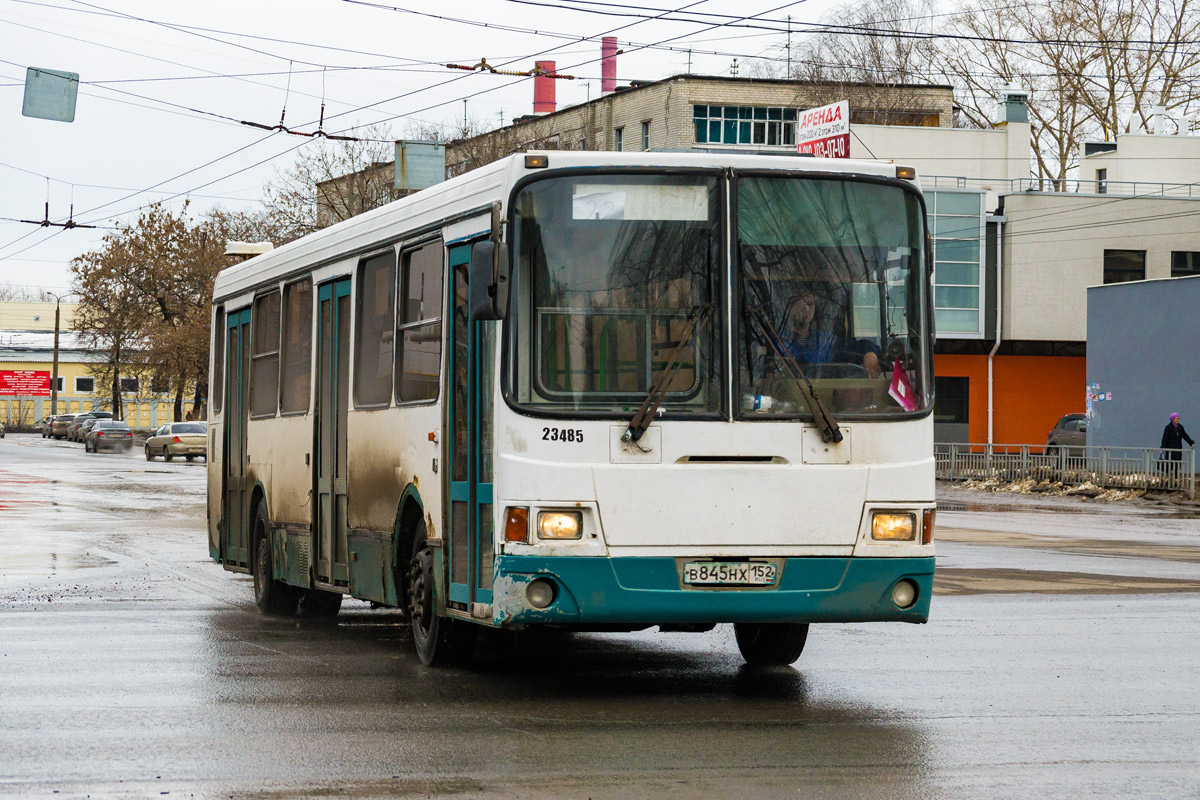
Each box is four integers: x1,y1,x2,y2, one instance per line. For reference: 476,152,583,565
492,555,934,627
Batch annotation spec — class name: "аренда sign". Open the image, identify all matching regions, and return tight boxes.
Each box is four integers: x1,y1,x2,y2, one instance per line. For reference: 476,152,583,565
796,100,849,158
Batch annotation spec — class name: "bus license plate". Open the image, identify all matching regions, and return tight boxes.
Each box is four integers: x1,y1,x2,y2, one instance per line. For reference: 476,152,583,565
682,561,777,586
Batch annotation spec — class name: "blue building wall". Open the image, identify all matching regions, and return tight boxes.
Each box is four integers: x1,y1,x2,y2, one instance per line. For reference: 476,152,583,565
1086,276,1200,449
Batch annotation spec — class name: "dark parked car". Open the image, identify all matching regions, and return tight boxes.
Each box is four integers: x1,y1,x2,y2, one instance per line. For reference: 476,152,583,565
68,411,112,442
84,420,133,453
78,418,102,442
1046,413,1087,454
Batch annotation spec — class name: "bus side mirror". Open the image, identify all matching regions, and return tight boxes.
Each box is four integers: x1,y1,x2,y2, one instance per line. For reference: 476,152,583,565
470,240,509,321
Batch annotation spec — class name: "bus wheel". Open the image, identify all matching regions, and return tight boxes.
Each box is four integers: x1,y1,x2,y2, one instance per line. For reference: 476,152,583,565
734,622,809,666
300,589,343,619
408,529,475,666
253,505,301,616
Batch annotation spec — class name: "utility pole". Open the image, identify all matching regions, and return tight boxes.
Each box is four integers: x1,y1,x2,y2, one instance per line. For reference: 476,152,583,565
786,16,792,78
46,290,76,416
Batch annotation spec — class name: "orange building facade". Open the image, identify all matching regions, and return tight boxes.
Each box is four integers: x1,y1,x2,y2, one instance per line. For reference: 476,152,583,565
934,354,1086,446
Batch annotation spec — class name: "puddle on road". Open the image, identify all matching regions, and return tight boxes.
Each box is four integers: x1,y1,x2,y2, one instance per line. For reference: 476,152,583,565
937,528,1200,563
0,550,116,586
935,567,1200,596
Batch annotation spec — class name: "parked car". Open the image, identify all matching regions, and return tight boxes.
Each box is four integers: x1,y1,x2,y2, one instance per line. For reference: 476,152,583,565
50,414,76,440
68,411,112,442
84,420,133,453
66,413,96,442
78,418,103,442
1046,413,1087,454
145,421,207,462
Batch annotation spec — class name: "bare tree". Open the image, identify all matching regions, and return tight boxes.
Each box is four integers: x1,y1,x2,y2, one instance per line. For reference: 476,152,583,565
259,124,398,243
943,0,1200,182
0,283,50,302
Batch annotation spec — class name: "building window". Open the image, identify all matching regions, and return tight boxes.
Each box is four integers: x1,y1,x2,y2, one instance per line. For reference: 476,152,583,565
692,104,796,146
355,251,396,407
75,376,93,393
641,120,651,150
1096,168,1108,194
613,127,624,151
150,377,170,394
250,291,281,418
1172,251,1200,277
929,190,985,336
934,377,969,424
1104,249,1145,284
280,279,313,414
119,377,139,394
934,376,970,443
396,241,444,404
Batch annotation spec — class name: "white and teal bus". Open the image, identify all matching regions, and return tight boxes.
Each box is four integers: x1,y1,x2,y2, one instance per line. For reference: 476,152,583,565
207,151,936,666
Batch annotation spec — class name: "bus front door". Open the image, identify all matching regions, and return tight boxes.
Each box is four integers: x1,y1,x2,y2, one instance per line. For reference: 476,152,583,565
315,279,351,587
222,308,252,569
447,244,495,614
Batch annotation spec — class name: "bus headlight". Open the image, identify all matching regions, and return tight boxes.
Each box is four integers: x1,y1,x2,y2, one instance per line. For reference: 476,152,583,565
872,512,916,541
537,511,582,539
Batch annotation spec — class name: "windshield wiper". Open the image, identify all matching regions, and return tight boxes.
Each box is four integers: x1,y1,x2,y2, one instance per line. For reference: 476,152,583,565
745,304,843,444
623,304,710,444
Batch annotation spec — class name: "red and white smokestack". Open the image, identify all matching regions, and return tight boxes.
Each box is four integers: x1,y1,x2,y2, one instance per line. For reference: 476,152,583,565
601,37,617,95
533,61,556,114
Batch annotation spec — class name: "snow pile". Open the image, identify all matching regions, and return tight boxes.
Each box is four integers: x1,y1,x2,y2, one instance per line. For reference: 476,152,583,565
961,477,1146,502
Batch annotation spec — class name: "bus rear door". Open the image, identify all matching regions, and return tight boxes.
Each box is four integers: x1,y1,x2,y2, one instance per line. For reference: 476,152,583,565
223,308,252,568
315,279,351,587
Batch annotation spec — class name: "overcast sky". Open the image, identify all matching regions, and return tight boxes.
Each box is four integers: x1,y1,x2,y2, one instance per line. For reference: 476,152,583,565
0,0,841,294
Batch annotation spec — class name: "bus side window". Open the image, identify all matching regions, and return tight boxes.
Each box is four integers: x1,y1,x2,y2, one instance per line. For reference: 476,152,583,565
396,241,444,404
354,251,397,407
212,307,225,414
280,280,313,414
250,291,281,418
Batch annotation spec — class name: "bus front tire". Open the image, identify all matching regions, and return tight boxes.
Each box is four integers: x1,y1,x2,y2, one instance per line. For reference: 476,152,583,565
408,531,475,666
253,505,301,616
734,622,810,666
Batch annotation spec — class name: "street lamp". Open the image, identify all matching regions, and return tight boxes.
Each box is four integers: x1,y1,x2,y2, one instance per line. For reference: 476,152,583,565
45,290,78,416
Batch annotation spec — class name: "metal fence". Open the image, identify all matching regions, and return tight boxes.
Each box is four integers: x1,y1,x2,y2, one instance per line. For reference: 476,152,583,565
935,443,1196,498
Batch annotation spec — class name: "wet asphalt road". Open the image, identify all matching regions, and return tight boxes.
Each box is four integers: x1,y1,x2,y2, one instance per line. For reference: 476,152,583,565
2,434,1200,799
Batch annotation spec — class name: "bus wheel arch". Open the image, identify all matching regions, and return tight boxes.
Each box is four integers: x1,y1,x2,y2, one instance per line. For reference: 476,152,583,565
250,489,300,615
392,487,426,611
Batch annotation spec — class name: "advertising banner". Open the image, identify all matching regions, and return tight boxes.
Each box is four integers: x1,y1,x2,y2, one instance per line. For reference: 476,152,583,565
0,370,51,396
796,100,849,158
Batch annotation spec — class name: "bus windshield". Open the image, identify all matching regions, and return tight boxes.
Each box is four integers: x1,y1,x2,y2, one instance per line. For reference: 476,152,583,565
506,171,931,419
737,176,930,418
507,174,723,415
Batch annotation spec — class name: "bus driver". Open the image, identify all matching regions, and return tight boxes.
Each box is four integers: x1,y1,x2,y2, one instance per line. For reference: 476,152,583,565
774,288,882,377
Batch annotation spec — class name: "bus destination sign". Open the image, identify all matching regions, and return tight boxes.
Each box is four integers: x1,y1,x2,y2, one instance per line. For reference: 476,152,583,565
0,369,51,396
796,100,849,158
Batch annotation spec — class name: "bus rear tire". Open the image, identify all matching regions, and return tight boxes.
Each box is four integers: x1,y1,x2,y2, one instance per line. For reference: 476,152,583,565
734,622,809,666
408,527,475,666
253,505,301,616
